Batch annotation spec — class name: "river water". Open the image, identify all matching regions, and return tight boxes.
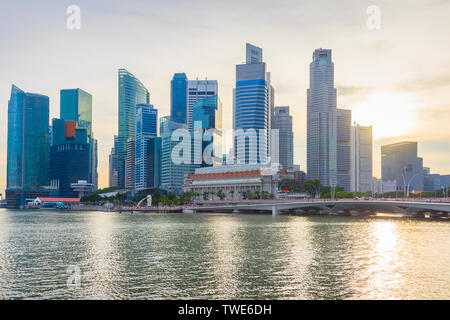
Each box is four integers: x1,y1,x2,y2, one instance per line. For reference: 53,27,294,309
0,208,448,300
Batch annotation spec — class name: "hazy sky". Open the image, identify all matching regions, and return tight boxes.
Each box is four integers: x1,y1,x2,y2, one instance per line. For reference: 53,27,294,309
1,0,450,195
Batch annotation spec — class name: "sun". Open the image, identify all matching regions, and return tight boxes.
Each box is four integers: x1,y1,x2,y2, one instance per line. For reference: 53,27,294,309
349,92,419,139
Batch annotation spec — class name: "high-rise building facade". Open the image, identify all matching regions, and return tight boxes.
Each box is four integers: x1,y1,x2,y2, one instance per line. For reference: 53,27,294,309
187,79,218,131
307,49,337,187
7,85,49,189
135,103,158,190
336,109,352,191
233,43,269,164
351,124,373,192
118,68,150,188
60,88,97,188
49,119,90,197
160,116,192,192
272,106,293,170
171,73,188,124
146,137,162,189
125,138,136,189
192,95,223,167
109,136,119,187
381,141,424,192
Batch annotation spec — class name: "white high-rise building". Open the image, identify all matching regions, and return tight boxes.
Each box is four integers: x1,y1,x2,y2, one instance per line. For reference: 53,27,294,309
272,106,293,170
307,49,337,186
351,124,373,192
187,79,218,131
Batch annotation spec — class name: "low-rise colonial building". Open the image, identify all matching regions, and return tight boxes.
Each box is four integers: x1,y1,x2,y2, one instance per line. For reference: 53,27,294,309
183,164,284,199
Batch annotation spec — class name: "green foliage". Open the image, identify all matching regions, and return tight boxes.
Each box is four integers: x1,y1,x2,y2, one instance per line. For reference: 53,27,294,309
279,179,304,193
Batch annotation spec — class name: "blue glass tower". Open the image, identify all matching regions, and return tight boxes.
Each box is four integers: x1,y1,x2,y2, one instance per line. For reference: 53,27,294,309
60,88,97,187
233,43,269,164
170,73,188,124
118,68,150,188
7,85,49,189
193,95,223,167
135,103,158,190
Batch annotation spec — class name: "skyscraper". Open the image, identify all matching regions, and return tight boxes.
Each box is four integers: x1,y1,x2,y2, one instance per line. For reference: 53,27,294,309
49,118,90,197
187,79,218,131
307,49,337,187
233,43,269,164
60,88,97,188
125,138,136,189
109,136,119,187
7,85,49,189
160,116,192,192
192,95,223,167
118,68,150,187
135,103,158,190
351,124,373,192
336,109,352,191
272,106,293,170
171,73,188,124
381,141,424,192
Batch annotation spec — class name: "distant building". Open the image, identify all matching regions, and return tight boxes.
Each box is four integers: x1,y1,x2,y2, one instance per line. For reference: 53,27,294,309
49,119,90,197
160,116,193,193
351,124,373,192
381,141,424,192
109,136,119,187
307,49,337,187
135,103,158,190
233,43,270,164
171,73,188,124
60,88,97,188
146,137,162,189
294,170,306,185
117,68,150,187
192,95,223,167
272,106,293,170
187,79,218,131
125,138,136,189
372,179,397,195
336,109,352,191
183,164,282,200
5,189,52,208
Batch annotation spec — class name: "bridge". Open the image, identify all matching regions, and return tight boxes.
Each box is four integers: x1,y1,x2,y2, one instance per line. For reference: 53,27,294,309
189,199,450,218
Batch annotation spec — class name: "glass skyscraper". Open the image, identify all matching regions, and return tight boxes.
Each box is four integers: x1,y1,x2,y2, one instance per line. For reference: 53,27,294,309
272,106,293,170
60,88,97,187
187,79,218,131
118,68,150,188
234,43,270,164
307,49,337,187
135,103,158,190
7,85,49,189
171,73,188,125
336,109,352,191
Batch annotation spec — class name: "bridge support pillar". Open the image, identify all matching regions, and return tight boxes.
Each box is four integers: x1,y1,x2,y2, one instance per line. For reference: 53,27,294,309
272,206,279,216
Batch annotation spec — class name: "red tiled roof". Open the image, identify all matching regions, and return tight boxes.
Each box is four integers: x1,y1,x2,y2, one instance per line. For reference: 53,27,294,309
188,170,262,180
37,197,80,202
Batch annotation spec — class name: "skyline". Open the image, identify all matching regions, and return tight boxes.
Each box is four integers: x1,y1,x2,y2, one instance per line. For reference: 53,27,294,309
1,0,450,195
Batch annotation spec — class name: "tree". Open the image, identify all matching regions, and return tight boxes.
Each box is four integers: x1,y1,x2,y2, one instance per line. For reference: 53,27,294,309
304,179,321,198
217,190,226,200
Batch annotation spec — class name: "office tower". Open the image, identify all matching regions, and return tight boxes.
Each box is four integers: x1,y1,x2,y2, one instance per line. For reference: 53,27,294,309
7,85,49,189
187,79,218,131
351,124,373,192
171,73,188,124
118,68,150,187
336,109,352,191
160,116,192,192
146,137,162,189
381,141,424,192
109,136,119,187
307,49,338,187
135,103,158,190
192,95,223,167
125,138,136,189
272,106,293,170
234,43,269,164
60,88,97,187
49,119,90,197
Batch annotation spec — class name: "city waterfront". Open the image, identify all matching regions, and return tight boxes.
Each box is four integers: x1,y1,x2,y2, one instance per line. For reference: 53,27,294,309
0,208,448,300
